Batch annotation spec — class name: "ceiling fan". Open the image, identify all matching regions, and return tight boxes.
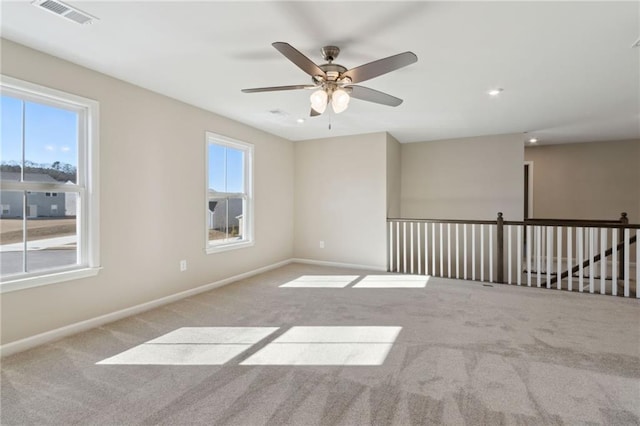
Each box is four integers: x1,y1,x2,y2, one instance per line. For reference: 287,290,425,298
241,42,418,117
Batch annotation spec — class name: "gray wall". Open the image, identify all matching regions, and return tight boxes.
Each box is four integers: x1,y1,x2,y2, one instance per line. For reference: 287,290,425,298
386,133,401,219
525,139,640,222
294,132,388,269
400,134,524,221
1,39,294,345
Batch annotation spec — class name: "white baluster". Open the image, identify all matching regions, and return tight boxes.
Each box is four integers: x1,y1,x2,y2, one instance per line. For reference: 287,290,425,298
612,229,617,296
567,227,573,291
417,222,421,275
440,223,444,277
432,223,436,276
389,222,393,272
517,225,522,286
546,226,552,289
536,226,542,287
410,222,414,274
403,222,407,274
472,224,476,281
624,228,630,297
447,223,452,278
456,224,460,279
600,228,606,295
557,226,562,290
481,225,485,282
463,224,468,280
527,225,532,287
508,225,512,284
578,227,584,292
424,223,429,276
489,225,494,283
396,222,400,273
589,228,595,294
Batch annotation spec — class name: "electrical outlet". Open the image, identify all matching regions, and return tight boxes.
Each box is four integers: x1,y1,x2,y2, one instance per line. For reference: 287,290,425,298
179,260,187,272
319,241,325,249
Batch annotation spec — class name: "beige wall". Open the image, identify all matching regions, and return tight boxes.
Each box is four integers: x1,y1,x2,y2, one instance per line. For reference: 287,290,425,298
386,133,401,218
525,140,640,223
293,132,388,269
401,134,524,221
1,39,294,344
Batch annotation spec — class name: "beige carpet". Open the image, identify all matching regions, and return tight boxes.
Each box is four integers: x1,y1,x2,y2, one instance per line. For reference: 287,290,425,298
1,263,639,425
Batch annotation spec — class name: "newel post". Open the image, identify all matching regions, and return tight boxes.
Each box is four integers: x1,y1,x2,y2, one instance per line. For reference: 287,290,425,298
497,212,504,284
619,212,628,280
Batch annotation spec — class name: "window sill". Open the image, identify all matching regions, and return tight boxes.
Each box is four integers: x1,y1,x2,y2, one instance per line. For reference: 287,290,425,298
205,240,254,254
0,267,101,294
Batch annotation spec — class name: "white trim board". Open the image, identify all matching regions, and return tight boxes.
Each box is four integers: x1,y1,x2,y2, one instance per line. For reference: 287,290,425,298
1,259,292,357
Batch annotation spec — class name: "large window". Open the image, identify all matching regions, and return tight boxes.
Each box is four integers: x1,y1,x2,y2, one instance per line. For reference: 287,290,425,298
0,76,99,291
206,132,253,252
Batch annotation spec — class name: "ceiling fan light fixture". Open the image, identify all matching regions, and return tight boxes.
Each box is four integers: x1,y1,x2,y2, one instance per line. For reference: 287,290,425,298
310,89,328,114
331,89,350,114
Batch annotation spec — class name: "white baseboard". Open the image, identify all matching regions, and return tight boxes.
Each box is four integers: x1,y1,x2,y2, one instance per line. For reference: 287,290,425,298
0,259,292,357
291,258,386,272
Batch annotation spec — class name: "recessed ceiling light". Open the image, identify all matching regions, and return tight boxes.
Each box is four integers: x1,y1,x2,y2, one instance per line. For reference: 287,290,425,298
528,138,538,143
296,118,305,124
488,88,504,96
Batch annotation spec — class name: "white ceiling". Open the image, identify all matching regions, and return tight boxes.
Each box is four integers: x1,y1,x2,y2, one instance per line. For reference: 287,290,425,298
1,1,639,144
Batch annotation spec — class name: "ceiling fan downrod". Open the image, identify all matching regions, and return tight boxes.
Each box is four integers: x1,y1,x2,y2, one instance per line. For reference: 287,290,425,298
321,46,340,63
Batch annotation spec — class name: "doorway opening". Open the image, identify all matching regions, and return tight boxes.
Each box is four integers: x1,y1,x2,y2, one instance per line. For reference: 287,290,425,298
524,161,533,219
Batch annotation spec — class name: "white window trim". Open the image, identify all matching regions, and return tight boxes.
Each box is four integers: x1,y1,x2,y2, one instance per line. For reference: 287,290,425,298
0,75,100,293
205,132,254,254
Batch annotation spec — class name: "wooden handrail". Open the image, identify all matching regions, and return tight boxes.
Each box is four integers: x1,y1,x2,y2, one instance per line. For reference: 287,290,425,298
503,221,640,229
387,218,496,225
387,212,637,288
525,218,622,224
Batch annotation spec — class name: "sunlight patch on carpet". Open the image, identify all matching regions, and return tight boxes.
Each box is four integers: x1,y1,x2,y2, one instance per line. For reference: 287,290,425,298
240,326,402,366
353,275,429,288
279,275,359,288
96,327,278,365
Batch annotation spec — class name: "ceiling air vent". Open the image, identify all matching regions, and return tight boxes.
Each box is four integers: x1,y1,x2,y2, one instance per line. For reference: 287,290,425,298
32,0,98,25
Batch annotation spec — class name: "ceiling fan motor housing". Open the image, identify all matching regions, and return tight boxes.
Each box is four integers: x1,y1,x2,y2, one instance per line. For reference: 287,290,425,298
242,42,417,114
316,63,348,83
321,45,340,62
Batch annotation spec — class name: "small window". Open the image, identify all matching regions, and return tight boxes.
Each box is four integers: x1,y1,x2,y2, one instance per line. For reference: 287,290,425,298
0,75,100,291
206,132,253,252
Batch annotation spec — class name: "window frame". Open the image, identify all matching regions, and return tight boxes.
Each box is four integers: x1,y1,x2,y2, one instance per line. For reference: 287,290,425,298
204,132,254,254
0,75,100,293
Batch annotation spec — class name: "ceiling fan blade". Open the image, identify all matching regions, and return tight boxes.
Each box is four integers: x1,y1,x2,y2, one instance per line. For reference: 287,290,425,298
347,85,403,107
241,84,316,93
342,51,417,84
310,108,321,117
272,42,326,79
